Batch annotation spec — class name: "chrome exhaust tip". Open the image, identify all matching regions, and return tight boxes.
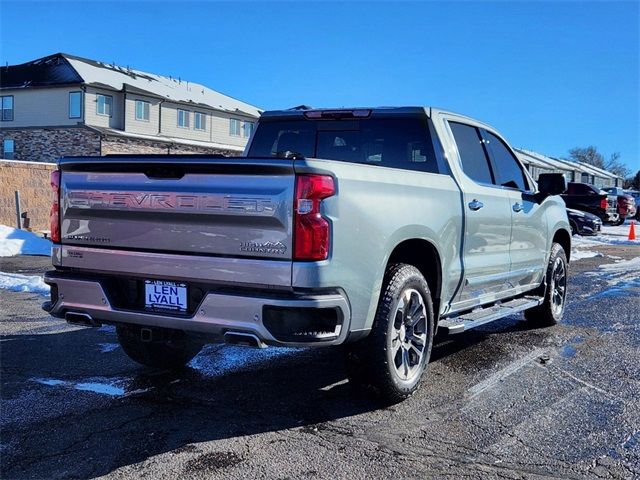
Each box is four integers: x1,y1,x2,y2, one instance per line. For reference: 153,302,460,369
64,312,102,328
223,331,267,349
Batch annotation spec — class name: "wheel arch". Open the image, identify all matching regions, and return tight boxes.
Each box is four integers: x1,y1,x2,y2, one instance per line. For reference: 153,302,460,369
552,228,572,262
386,238,443,321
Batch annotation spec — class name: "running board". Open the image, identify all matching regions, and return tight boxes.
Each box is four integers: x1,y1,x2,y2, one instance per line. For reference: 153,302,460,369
439,296,544,334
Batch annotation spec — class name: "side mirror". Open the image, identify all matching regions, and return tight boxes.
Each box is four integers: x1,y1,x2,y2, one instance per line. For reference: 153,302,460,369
538,173,567,197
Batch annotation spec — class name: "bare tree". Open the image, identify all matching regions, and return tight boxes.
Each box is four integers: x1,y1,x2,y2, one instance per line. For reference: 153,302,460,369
567,146,629,177
624,170,640,190
604,152,629,177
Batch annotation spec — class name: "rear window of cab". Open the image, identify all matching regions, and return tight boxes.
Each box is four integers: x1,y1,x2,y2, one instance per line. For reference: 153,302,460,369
248,117,446,174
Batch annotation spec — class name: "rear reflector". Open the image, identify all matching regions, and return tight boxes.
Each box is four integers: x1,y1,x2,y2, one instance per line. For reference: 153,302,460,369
294,175,335,261
50,170,60,243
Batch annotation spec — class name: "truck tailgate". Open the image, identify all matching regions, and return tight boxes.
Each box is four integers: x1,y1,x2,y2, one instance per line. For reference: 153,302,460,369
59,156,295,260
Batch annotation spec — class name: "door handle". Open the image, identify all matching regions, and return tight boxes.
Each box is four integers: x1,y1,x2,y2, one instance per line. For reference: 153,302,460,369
512,202,523,213
468,199,484,211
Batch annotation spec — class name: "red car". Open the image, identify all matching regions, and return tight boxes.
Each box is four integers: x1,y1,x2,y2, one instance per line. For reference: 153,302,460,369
604,187,637,225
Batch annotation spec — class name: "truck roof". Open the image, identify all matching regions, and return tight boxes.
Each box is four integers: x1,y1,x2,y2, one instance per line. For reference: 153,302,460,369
259,106,489,127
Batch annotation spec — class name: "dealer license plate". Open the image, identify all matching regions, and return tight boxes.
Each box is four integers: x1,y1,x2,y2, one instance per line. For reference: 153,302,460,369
144,280,187,313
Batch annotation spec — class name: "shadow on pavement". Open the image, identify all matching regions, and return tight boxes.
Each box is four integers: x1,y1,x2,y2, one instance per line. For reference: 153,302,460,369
1,318,514,478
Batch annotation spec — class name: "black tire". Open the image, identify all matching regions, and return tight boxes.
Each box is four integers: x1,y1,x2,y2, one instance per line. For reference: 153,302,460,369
524,243,568,327
344,263,434,403
116,324,204,369
569,221,578,236
611,216,625,226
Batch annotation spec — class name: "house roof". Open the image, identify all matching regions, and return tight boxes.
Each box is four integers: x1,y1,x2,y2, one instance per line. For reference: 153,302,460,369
0,54,82,88
517,148,622,181
576,162,622,180
0,53,261,117
516,148,576,172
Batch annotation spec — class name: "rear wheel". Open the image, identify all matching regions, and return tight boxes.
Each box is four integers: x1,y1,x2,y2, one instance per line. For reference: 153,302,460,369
116,324,204,369
611,216,625,226
344,264,434,403
524,243,568,327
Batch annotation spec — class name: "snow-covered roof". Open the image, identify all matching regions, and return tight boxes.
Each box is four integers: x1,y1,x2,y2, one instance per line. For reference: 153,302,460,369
576,162,622,180
516,148,576,172
63,54,261,118
517,148,622,181
1,53,261,118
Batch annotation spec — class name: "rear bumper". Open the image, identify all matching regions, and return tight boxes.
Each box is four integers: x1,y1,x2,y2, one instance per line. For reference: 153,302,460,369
43,271,351,348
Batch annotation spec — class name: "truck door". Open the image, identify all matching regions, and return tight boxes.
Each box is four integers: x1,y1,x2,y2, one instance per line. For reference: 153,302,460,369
446,121,513,309
481,129,547,289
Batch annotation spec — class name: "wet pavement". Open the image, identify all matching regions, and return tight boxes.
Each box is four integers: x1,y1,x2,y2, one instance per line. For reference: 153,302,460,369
1,244,639,479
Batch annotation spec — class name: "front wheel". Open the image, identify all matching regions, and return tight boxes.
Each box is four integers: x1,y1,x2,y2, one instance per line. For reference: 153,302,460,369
116,324,204,369
524,243,568,327
344,263,434,403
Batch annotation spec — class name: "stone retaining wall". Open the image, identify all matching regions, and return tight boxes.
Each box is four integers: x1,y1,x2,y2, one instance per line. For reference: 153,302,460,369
0,160,57,231
0,127,101,163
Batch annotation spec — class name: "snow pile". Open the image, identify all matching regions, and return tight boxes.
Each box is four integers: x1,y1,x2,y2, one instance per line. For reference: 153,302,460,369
0,225,51,257
0,271,50,295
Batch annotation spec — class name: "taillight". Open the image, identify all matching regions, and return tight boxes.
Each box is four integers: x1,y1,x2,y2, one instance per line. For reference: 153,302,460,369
600,198,608,210
293,174,335,261
50,170,61,243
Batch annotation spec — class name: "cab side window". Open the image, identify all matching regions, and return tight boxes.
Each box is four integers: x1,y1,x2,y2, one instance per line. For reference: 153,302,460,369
449,122,494,184
484,131,528,191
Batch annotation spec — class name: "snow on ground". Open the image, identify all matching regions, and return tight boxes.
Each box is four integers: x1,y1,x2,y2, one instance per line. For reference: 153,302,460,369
189,344,300,377
571,219,639,256
0,271,50,295
586,256,640,299
31,377,129,396
0,225,51,257
571,250,603,261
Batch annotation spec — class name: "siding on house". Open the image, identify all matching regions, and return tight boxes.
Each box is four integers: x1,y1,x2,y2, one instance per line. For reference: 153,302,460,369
157,103,255,147
0,86,83,127
84,86,124,130
124,93,161,135
210,110,254,148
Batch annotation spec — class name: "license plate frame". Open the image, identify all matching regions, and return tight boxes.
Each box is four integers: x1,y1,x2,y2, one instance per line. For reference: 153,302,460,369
144,280,188,313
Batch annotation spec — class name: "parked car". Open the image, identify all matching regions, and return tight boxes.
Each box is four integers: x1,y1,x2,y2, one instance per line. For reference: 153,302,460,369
43,106,571,402
561,182,618,224
624,190,640,220
567,208,602,236
603,187,637,224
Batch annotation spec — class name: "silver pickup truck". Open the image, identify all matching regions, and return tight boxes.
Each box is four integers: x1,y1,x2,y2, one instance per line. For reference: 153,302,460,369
44,107,571,402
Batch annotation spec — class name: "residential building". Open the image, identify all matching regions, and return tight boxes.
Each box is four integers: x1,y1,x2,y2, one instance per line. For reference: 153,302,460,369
0,53,262,162
516,148,623,187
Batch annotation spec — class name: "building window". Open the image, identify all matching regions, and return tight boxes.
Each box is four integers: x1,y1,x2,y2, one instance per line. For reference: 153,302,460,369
177,109,190,128
242,121,255,138
96,94,113,116
135,100,150,121
230,118,241,136
194,112,206,130
69,91,82,119
1,96,14,121
3,139,15,159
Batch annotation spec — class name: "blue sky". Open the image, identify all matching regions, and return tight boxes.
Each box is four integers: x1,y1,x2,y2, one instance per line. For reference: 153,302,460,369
1,1,638,171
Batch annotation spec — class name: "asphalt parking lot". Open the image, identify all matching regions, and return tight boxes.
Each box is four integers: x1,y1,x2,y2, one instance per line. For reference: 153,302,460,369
1,242,639,479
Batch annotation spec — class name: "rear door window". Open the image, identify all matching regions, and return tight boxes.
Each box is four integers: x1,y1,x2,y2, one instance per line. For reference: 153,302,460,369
483,131,528,190
449,122,494,185
248,117,442,174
